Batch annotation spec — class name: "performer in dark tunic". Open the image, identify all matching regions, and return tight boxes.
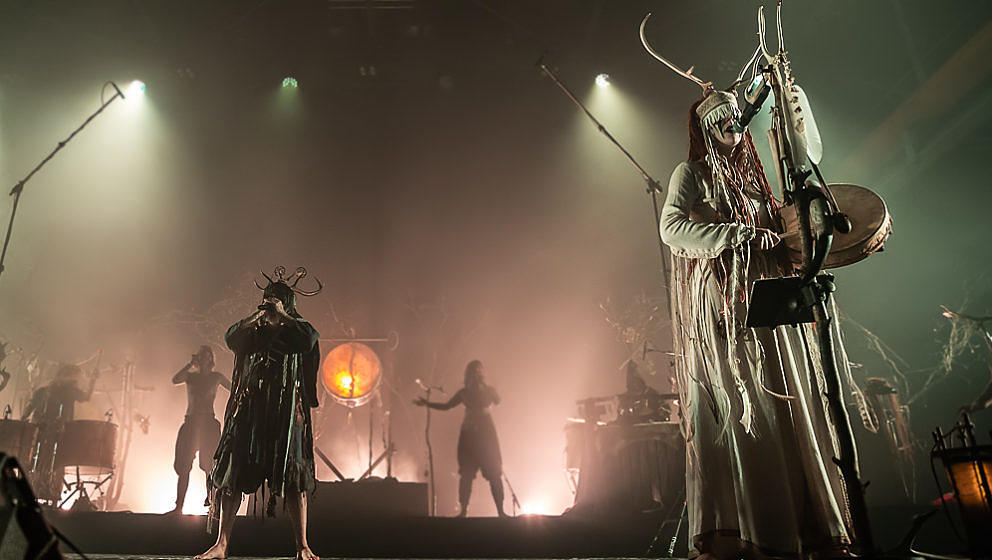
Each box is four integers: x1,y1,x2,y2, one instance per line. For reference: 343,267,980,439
415,360,505,517
21,364,95,424
198,267,322,560
21,363,97,498
169,345,231,515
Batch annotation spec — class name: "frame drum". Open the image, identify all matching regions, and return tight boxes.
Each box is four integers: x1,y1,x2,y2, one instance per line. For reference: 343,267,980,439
779,184,892,269
57,420,117,473
0,419,38,463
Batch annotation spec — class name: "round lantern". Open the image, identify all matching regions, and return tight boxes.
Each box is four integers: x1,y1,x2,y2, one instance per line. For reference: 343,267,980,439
321,342,382,407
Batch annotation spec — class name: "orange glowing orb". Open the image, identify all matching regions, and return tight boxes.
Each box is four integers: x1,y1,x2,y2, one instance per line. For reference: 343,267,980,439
321,342,382,407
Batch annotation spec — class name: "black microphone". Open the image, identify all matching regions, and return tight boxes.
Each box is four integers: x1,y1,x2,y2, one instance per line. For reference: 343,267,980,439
732,74,771,133
110,81,126,101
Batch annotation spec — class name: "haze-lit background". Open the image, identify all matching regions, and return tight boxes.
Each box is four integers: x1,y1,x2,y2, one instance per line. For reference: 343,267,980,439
0,0,990,516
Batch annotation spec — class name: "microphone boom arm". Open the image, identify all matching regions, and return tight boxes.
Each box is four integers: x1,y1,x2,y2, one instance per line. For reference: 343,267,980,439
0,81,127,280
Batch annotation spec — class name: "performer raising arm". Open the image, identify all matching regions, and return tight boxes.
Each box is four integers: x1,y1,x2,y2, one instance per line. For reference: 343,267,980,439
642,19,859,560
169,345,230,515
198,267,322,560
415,360,506,518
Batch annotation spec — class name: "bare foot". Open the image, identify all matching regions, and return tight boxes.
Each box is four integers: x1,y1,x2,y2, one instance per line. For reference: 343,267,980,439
194,543,227,559
296,546,319,560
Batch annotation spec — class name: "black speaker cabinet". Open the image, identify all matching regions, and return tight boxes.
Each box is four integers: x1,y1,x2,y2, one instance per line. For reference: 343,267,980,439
0,454,62,560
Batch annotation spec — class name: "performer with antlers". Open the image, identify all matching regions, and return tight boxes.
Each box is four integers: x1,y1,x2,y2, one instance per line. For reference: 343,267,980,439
640,14,862,560
198,267,322,560
169,344,231,515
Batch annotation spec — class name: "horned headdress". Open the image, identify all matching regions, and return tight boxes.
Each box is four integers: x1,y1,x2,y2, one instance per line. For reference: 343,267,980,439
640,13,764,435
254,266,323,316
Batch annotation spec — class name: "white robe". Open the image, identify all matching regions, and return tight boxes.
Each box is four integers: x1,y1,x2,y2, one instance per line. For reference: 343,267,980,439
661,159,854,558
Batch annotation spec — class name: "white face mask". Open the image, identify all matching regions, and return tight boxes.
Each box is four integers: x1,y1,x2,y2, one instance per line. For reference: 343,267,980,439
708,111,743,151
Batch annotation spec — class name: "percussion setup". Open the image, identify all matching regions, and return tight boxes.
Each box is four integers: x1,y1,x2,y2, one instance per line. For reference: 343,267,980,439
0,358,145,511
0,412,117,510
0,415,119,510
565,391,683,513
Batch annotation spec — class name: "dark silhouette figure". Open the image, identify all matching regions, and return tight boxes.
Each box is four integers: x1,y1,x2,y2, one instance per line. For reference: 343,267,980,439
170,345,231,514
199,269,321,560
415,360,505,517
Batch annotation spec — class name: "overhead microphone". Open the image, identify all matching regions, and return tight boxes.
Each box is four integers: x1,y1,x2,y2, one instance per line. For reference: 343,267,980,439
110,81,126,101
732,73,771,133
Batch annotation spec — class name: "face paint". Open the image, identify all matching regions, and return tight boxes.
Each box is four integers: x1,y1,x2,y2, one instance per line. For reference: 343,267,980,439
710,112,743,151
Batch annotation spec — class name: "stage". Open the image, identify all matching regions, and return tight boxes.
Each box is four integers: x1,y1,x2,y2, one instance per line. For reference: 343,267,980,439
43,505,959,559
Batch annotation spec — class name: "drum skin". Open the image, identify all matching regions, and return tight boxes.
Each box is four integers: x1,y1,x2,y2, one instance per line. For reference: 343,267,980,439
779,183,892,269
0,419,38,462
58,420,117,471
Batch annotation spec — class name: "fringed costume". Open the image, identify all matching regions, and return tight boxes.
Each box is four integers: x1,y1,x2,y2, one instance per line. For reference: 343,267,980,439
639,16,869,558
210,271,321,505
662,141,856,558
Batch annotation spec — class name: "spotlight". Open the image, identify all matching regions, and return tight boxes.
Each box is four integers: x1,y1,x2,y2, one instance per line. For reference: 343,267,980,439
595,73,610,87
282,77,299,88
125,80,146,97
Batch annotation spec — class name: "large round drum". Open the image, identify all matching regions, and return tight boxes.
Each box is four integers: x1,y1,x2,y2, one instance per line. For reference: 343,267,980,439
0,419,38,463
321,343,382,407
780,184,892,269
57,420,117,472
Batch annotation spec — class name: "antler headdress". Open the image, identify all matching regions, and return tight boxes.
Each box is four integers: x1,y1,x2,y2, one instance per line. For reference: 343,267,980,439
254,266,323,315
639,13,761,125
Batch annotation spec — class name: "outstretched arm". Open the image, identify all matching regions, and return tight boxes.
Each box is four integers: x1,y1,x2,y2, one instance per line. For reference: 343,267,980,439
415,390,463,411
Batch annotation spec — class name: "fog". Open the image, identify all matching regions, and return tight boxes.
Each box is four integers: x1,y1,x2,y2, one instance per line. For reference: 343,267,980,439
1,0,990,515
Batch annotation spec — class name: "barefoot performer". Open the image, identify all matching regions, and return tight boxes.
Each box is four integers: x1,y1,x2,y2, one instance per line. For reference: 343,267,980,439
198,266,322,560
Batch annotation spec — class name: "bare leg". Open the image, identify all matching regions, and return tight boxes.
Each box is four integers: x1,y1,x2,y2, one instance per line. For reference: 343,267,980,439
286,491,318,560
170,471,190,514
196,492,240,559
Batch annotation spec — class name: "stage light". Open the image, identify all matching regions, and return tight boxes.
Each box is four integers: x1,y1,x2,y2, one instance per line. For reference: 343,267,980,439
595,73,610,88
282,77,299,88
521,500,550,516
126,80,146,98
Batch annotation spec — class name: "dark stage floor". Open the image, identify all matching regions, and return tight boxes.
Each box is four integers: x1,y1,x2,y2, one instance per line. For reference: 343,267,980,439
44,505,964,559
49,510,679,559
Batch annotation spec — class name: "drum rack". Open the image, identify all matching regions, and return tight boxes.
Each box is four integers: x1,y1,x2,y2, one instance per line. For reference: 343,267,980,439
58,466,113,511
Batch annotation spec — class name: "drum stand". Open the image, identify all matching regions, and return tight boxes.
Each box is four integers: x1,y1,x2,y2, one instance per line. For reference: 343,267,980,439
58,466,113,511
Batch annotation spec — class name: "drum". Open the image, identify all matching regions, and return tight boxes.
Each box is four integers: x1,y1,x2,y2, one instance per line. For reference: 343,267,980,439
321,343,383,407
0,419,38,463
779,184,892,269
57,420,117,472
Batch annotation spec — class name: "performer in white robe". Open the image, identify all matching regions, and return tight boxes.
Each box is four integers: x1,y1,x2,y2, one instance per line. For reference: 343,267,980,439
652,52,870,557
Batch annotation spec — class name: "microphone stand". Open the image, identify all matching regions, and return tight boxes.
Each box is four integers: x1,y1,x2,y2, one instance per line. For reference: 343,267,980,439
416,379,444,516
747,5,877,555
537,59,673,321
0,82,127,280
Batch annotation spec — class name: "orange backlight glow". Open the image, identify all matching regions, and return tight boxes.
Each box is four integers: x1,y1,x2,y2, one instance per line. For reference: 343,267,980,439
321,342,382,407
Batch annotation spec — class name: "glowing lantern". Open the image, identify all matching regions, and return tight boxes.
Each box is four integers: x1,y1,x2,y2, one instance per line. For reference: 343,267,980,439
321,342,382,407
